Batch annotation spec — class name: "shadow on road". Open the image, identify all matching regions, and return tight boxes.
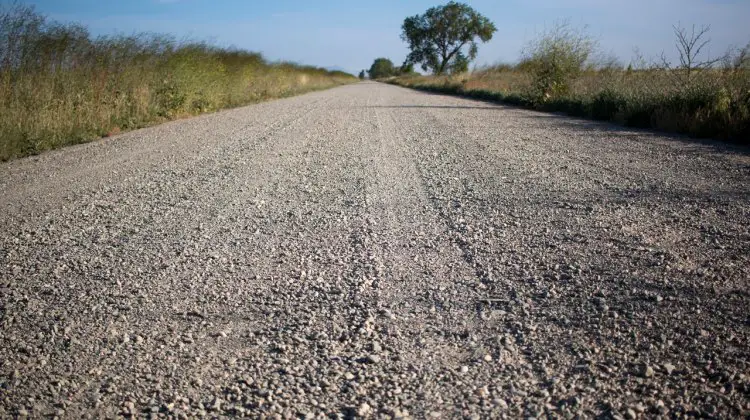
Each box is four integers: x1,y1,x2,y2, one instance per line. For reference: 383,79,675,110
519,114,750,157
382,85,750,155
364,105,500,110
367,102,750,157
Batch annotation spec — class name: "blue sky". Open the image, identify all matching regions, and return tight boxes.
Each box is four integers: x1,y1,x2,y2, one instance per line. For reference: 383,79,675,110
24,0,750,75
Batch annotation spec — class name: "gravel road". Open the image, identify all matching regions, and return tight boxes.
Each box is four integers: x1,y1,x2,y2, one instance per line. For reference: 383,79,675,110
1,81,749,418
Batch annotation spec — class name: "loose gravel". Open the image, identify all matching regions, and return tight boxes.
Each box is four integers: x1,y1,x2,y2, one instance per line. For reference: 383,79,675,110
1,81,749,418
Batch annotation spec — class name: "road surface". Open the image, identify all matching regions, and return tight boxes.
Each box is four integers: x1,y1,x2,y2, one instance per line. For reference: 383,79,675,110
1,82,749,418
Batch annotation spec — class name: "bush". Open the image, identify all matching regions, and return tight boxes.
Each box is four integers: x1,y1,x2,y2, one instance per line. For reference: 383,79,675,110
368,58,397,79
521,20,597,103
589,89,626,121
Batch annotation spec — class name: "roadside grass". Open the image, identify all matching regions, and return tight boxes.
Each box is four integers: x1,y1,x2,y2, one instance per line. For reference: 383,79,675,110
389,66,750,144
0,4,355,161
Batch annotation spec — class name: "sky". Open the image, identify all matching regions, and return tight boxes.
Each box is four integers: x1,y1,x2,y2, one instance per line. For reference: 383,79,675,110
22,0,750,75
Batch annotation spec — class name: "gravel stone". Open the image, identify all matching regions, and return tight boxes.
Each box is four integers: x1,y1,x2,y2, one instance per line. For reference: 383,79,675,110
357,403,373,416
626,408,637,419
663,363,676,375
0,82,748,418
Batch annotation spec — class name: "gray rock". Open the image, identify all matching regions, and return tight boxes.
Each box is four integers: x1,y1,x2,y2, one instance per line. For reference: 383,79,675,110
366,355,381,364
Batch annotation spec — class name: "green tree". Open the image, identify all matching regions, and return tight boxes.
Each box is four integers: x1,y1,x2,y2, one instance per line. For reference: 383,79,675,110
399,62,416,75
368,58,396,79
401,1,496,75
358,70,366,80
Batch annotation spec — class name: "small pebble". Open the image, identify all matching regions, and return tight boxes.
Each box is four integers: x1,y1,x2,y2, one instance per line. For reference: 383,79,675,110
663,363,676,375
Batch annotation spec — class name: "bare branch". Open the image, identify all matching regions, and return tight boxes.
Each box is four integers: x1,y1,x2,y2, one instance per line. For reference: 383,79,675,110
671,22,717,84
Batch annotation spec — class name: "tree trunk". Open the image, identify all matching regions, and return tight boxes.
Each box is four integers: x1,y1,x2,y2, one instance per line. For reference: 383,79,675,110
437,56,448,75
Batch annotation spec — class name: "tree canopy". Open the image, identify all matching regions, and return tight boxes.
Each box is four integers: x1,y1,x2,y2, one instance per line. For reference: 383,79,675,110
401,1,496,75
368,58,396,79
399,62,416,75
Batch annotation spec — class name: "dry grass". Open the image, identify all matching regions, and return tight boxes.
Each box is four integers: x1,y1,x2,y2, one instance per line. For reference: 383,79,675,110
391,66,750,143
0,4,355,161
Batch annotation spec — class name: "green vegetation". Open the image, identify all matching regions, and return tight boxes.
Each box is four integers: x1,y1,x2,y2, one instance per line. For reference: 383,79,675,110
390,19,750,143
520,20,597,103
0,3,355,161
399,62,417,75
368,58,398,79
401,1,496,75
366,58,417,79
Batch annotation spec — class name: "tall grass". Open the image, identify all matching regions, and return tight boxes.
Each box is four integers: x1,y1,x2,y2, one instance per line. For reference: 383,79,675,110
0,3,355,161
390,66,750,143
